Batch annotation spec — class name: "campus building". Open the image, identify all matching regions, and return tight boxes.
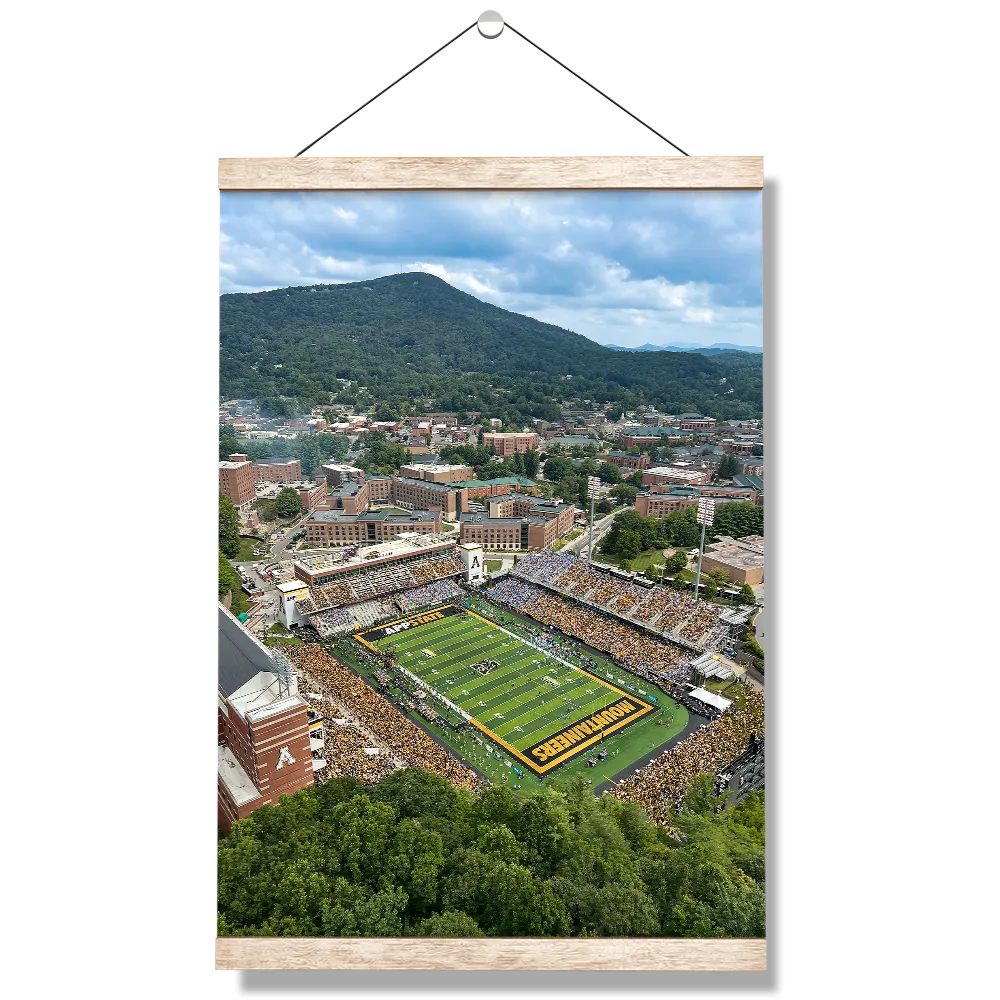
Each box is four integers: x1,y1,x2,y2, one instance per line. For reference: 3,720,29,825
482,431,539,456
256,479,328,511
700,535,765,586
677,414,718,432
603,451,651,472
642,466,713,487
218,607,316,835
251,457,302,483
302,508,443,547
292,533,459,588
398,461,474,483
459,497,575,550
219,455,255,510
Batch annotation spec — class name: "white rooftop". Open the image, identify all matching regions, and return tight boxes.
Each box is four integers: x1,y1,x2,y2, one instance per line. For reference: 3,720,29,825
218,745,262,807
688,687,733,713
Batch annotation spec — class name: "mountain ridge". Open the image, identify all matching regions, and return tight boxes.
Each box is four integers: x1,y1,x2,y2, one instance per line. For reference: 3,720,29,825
220,272,762,420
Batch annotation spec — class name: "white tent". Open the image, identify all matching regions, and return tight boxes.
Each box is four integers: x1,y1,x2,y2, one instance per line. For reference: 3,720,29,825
688,687,733,713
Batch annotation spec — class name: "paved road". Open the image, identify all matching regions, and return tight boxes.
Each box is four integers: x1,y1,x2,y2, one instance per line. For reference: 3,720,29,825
563,509,621,559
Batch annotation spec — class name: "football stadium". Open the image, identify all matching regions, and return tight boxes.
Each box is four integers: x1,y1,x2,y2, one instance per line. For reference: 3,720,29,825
355,603,674,777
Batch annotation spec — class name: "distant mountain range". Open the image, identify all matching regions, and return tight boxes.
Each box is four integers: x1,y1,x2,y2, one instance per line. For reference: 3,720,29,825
603,342,763,356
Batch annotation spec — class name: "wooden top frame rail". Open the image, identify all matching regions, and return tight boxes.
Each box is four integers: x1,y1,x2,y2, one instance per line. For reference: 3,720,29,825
216,936,766,971
219,156,762,190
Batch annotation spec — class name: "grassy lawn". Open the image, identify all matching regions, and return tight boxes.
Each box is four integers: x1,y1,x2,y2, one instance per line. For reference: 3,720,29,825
485,559,504,572
441,522,457,531
597,549,666,573
236,536,269,561
264,635,303,647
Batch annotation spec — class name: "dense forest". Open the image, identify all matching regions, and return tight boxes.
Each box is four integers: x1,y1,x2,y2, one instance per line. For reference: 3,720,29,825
220,273,763,422
218,768,764,938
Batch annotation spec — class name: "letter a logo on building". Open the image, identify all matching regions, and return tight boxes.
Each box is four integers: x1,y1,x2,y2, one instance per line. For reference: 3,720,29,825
275,746,296,770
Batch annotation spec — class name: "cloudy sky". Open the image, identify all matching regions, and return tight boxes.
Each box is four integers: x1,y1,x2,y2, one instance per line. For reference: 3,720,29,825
220,190,761,349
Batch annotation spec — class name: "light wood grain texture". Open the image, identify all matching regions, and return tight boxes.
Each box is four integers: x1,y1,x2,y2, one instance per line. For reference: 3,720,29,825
216,936,766,971
219,156,762,190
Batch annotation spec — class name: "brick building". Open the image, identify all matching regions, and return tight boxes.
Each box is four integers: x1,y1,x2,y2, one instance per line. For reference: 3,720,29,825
303,508,442,547
251,457,302,483
700,535,765,586
603,451,651,472
398,462,474,484
678,414,718,431
459,498,574,550
217,607,316,835
219,454,255,510
482,431,539,456
643,466,713,487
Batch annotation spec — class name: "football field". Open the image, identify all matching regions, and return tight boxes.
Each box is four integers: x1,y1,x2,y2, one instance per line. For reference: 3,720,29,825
356,604,655,774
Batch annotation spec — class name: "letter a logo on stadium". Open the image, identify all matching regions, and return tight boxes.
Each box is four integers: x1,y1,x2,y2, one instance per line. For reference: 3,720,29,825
275,746,296,769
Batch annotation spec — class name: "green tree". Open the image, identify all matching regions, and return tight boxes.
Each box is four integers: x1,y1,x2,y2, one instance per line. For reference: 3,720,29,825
417,910,485,937
609,483,639,505
666,549,688,573
523,449,540,479
219,493,242,559
274,487,303,519
738,584,756,605
751,444,763,456
703,578,719,598
716,452,742,479
712,502,764,539
618,530,642,560
218,551,247,615
597,462,622,484
708,568,729,587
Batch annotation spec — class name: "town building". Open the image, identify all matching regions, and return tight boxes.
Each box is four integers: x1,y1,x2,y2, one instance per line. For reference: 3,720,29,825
482,431,540,455
700,535,765,586
603,451,651,472
219,454,255,510
398,461,474,483
302,508,442,547
218,607,316,835
251,457,303,483
677,414,718,431
643,466,713,487
459,497,575,550
255,479,328,511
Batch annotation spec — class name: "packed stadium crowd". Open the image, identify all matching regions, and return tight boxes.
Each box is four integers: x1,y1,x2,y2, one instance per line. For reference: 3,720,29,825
511,550,726,645
289,645,481,792
393,579,464,613
297,552,464,613
610,685,765,823
485,577,693,685
309,599,396,638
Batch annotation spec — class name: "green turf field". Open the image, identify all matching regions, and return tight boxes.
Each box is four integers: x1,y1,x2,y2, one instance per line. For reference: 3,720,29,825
357,605,657,775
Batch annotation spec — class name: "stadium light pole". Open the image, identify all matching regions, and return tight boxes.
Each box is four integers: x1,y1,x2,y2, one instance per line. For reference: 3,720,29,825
586,475,599,563
694,496,716,599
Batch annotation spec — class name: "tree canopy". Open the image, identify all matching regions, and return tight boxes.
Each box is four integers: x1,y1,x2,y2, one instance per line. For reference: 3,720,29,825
274,487,303,518
218,768,764,939
219,493,241,559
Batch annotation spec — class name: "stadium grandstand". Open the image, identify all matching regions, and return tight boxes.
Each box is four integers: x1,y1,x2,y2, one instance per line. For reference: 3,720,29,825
508,550,731,650
288,534,467,638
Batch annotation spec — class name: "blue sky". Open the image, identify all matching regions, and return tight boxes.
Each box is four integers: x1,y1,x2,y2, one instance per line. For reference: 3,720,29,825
220,190,761,349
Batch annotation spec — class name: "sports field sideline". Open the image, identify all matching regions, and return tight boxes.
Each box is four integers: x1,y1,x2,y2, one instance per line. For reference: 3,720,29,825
357,605,655,774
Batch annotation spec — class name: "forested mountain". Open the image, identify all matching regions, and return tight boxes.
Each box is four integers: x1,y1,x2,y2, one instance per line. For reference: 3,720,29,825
220,273,762,421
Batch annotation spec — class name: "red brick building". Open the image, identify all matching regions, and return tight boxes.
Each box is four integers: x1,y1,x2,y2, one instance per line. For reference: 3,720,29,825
482,431,539,456
459,497,575,550
218,607,315,835
252,458,303,483
220,454,255,510
303,508,442,547
603,451,651,472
